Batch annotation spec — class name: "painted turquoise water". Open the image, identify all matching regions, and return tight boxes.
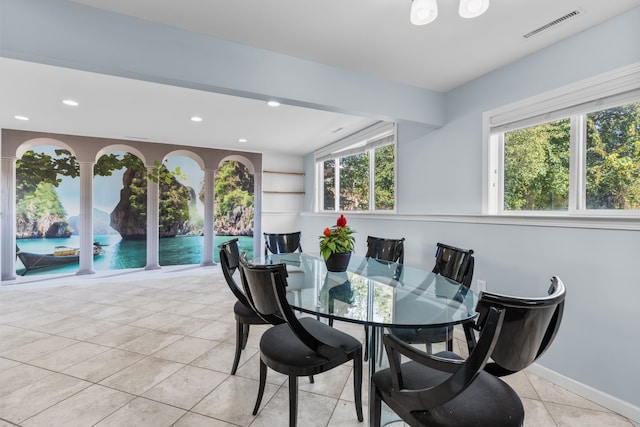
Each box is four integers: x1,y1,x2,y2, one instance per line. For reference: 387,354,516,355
15,235,254,276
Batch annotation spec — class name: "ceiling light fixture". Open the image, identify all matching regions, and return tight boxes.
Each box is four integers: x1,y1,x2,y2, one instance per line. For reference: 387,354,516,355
62,99,79,106
190,116,203,122
238,138,248,143
267,100,280,107
459,0,490,18
410,0,438,25
14,115,29,121
410,0,488,25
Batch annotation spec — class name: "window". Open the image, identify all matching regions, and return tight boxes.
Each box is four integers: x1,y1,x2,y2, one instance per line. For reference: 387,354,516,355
503,118,571,211
586,104,640,209
486,64,640,215
316,122,396,212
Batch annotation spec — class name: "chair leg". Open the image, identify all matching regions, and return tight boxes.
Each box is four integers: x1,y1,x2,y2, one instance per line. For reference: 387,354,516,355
231,321,243,375
353,349,364,422
377,327,384,366
364,325,369,361
370,383,382,427
252,360,268,415
242,324,250,349
288,375,298,427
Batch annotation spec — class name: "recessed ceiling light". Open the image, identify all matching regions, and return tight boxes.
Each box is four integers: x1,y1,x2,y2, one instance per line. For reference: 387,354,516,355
62,99,79,106
238,138,248,143
190,116,203,122
267,100,280,107
14,115,29,121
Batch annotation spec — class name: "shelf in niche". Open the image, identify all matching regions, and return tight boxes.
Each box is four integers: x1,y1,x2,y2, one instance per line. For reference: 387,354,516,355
263,191,305,194
263,170,305,176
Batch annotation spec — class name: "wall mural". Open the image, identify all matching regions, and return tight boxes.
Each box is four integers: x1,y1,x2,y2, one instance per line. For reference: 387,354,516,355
15,146,254,276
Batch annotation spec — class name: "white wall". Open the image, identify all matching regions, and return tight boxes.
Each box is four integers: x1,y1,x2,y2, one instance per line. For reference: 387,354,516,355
261,152,304,251
301,6,640,418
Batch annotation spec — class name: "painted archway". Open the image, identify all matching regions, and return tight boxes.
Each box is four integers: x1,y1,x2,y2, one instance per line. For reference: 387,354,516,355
1,129,263,281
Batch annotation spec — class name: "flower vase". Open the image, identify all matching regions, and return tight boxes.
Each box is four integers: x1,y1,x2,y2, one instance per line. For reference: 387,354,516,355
325,252,351,272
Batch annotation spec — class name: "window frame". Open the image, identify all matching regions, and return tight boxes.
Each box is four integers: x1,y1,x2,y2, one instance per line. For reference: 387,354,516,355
314,122,397,213
484,63,640,218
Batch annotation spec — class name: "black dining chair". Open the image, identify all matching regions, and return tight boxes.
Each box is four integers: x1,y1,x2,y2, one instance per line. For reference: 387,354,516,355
432,242,474,286
360,236,406,361
219,239,281,375
371,276,566,427
389,242,475,353
263,231,303,257
238,258,364,427
365,235,405,264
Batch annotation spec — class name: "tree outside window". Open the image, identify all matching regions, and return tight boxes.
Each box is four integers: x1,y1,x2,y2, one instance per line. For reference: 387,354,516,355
504,119,570,211
319,143,395,212
500,101,640,212
586,103,640,209
374,144,395,210
339,153,369,211
323,159,336,210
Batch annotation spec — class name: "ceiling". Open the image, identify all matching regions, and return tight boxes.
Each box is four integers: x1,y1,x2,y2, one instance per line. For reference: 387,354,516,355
0,58,376,155
2,0,638,155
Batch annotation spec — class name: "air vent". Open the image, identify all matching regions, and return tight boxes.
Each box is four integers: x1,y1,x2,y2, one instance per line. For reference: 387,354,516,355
523,10,582,39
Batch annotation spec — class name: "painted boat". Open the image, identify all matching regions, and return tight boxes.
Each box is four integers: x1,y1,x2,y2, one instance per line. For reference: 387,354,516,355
16,242,104,276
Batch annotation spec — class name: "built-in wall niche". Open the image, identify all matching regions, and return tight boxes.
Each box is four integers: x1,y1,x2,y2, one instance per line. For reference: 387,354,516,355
262,170,305,213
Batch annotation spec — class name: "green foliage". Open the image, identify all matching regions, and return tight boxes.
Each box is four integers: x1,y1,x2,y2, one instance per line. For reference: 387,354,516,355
18,149,192,236
339,153,369,210
158,170,191,233
16,150,73,226
214,161,254,220
16,149,78,199
374,144,395,210
505,103,640,211
322,145,395,211
17,182,67,220
504,119,570,210
586,103,640,209
118,156,191,233
323,159,336,210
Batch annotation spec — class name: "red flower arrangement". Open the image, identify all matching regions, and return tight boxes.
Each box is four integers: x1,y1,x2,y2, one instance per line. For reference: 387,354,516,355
319,214,355,261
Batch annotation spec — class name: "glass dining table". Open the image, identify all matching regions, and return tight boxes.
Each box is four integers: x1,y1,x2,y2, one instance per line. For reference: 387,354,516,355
268,252,479,374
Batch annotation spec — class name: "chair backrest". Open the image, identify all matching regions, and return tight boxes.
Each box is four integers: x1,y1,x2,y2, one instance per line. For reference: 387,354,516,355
238,258,344,359
264,232,303,257
432,242,474,286
219,239,283,325
382,305,506,411
471,276,566,375
366,236,405,263
219,239,245,301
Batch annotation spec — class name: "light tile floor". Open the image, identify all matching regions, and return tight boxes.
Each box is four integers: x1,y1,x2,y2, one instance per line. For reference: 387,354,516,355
0,267,637,427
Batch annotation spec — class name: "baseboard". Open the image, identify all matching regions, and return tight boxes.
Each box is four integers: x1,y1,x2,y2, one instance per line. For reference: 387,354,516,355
452,327,640,423
527,363,640,424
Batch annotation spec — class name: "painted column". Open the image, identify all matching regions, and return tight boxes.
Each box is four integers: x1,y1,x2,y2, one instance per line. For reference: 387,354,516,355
1,155,16,281
201,168,215,266
77,161,95,275
253,171,262,262
145,167,160,270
